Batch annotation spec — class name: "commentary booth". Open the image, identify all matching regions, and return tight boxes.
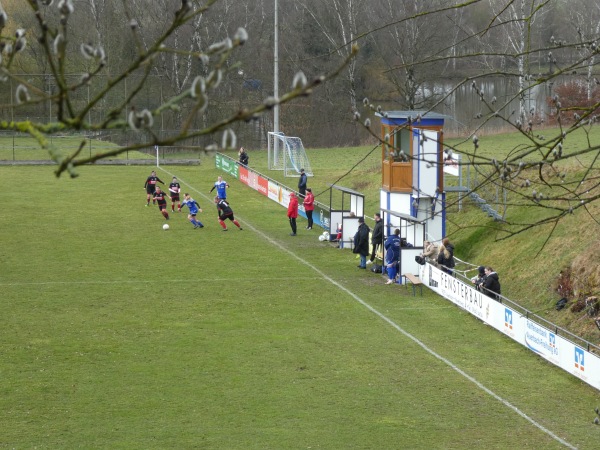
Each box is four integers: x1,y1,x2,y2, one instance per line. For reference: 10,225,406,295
376,110,447,283
381,208,426,279
376,110,446,244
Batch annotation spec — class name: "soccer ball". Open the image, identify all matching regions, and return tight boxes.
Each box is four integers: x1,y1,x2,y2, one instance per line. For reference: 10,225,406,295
163,224,170,230
319,232,328,242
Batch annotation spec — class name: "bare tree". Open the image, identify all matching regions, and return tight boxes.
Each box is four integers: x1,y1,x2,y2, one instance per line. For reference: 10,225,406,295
487,0,551,124
369,0,452,110
568,0,600,100
295,0,367,113
0,0,355,177
353,0,600,244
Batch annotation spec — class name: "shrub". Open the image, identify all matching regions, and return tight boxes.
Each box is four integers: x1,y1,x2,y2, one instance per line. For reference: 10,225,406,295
546,80,600,125
571,299,586,313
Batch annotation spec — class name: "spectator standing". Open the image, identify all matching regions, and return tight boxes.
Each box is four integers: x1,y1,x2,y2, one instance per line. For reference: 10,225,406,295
437,237,455,275
353,217,370,269
215,196,242,231
471,266,486,291
298,168,307,198
152,186,169,220
287,192,299,236
384,229,401,284
168,176,182,212
303,188,315,230
482,267,501,300
144,170,164,206
210,176,229,200
367,213,384,265
239,147,249,166
421,240,439,263
181,193,204,228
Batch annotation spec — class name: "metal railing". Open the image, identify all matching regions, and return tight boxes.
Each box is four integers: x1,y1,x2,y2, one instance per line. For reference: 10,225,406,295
452,266,600,354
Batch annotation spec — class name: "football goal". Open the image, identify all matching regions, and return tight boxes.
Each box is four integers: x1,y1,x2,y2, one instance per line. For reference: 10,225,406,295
267,132,313,177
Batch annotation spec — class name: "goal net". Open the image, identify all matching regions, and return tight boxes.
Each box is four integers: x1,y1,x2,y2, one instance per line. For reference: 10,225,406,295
267,132,313,177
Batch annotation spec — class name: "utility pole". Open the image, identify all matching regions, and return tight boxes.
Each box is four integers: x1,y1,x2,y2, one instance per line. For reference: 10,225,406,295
273,0,279,134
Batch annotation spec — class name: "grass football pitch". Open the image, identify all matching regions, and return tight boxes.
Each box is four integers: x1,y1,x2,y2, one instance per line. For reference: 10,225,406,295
1,162,599,449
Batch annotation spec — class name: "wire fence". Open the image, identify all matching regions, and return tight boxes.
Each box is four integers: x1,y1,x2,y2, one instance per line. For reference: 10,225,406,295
0,130,221,164
1,73,270,159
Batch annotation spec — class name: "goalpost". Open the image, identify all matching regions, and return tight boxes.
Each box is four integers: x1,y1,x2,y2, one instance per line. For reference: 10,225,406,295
267,132,313,177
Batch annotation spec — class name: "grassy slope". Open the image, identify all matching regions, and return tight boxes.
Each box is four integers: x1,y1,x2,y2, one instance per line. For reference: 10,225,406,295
447,125,600,342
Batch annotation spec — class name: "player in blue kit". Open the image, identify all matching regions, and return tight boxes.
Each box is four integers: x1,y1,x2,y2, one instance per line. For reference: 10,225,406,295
181,193,204,228
209,176,229,199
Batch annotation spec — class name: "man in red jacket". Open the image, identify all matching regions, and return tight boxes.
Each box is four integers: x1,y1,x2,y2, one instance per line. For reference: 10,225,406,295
287,192,299,236
303,188,315,230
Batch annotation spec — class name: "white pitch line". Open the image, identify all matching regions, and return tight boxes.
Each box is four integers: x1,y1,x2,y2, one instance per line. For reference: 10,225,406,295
252,229,577,448
159,167,577,449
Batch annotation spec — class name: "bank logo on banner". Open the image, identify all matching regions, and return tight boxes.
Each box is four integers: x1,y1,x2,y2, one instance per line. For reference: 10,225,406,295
504,308,514,337
549,332,556,349
574,347,585,372
525,320,559,360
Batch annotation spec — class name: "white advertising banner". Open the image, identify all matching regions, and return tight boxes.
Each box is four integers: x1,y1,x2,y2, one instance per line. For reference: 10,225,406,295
420,263,600,391
443,151,460,176
267,180,282,203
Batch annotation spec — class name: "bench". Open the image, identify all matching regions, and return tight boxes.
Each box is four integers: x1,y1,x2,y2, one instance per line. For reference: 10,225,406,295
403,273,423,296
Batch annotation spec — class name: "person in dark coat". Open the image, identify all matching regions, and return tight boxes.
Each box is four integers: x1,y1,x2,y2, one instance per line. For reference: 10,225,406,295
353,217,370,269
238,147,249,166
482,266,501,300
471,266,486,291
368,213,383,265
298,168,307,198
437,237,455,275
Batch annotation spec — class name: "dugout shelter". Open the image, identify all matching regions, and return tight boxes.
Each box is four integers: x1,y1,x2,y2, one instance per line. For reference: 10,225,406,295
327,183,364,248
380,208,426,280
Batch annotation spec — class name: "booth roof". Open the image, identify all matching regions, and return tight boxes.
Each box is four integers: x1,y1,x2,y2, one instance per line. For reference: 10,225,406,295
327,183,365,197
380,208,426,225
375,110,447,120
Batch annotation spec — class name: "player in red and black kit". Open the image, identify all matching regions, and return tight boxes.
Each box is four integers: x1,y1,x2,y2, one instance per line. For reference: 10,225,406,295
144,170,165,206
215,196,242,231
169,176,182,212
153,186,170,220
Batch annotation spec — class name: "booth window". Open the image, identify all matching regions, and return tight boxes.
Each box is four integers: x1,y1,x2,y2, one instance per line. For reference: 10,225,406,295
383,127,411,163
